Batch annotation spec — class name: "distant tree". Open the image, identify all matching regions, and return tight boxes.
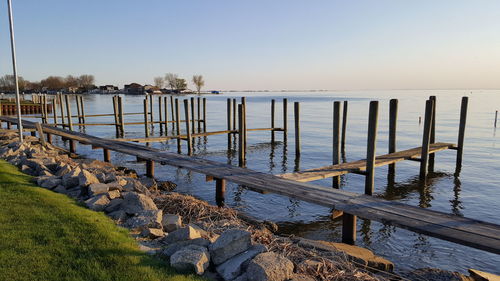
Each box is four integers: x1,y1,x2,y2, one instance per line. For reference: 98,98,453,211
153,76,165,89
78,74,95,89
65,75,79,88
192,75,205,94
0,74,27,92
174,78,187,91
165,73,178,90
41,76,65,91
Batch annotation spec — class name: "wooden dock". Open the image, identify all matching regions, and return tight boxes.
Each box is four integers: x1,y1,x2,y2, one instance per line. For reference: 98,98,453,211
1,115,499,255
280,142,457,182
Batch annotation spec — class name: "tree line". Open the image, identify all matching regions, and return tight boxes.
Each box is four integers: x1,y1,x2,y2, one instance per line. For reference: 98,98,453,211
0,74,95,93
153,73,205,93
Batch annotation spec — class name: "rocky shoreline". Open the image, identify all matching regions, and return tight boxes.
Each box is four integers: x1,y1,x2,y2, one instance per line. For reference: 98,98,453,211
0,129,495,281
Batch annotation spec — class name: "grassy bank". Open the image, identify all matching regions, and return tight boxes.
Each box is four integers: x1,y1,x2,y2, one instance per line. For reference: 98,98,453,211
0,159,203,281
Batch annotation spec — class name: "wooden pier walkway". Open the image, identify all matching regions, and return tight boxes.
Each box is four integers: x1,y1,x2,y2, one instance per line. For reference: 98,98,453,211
1,116,499,255
280,142,457,182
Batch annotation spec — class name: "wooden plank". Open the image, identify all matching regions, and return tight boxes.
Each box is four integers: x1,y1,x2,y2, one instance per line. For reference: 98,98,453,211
35,122,46,147
2,116,498,255
279,143,456,182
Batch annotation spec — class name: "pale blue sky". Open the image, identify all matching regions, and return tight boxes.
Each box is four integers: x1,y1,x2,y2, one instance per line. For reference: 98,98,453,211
0,0,499,90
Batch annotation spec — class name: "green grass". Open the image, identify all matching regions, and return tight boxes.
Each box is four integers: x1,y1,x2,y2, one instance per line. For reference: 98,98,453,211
0,159,204,281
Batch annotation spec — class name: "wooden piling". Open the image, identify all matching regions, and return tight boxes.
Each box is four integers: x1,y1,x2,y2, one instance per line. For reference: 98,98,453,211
149,95,154,124
175,99,181,153
388,99,398,173
170,96,175,130
197,97,201,132
52,100,57,126
46,133,52,144
342,213,357,245
76,95,82,124
456,96,468,168
429,96,436,172
103,149,111,162
35,122,46,147
58,94,65,126
294,102,300,156
69,140,76,153
191,97,196,134
419,99,434,181
164,96,169,133
365,101,379,195
65,95,73,131
283,98,288,139
271,99,275,144
203,98,207,132
341,101,348,152
238,104,245,167
495,110,498,128
146,160,155,178
215,178,226,207
112,96,120,134
227,99,232,148
118,96,125,135
241,97,247,151
184,99,193,155
158,96,163,132
80,96,86,124
143,99,149,137
232,98,237,130
333,101,341,188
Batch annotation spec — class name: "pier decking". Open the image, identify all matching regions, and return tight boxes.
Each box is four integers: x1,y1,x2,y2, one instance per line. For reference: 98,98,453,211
1,116,499,255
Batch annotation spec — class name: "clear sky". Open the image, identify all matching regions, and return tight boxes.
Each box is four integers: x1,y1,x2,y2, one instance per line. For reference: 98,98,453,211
0,0,499,90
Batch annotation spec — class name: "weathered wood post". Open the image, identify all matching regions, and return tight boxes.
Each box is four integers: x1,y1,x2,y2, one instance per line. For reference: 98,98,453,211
58,93,65,127
65,95,73,131
428,96,437,172
76,94,82,124
197,97,201,132
294,102,300,157
227,98,232,149
46,132,52,144
419,99,434,181
80,95,86,124
146,160,155,178
332,101,341,188
164,96,169,133
283,98,288,140
203,98,207,132
170,96,175,130
232,98,237,130
241,97,247,151
175,99,181,153
238,104,245,167
69,140,76,153
191,97,196,134
118,96,125,135
365,101,379,195
143,98,149,137
456,96,468,168
149,94,154,125
342,213,357,245
158,96,163,133
215,178,226,207
341,101,348,153
495,110,498,128
388,99,398,173
112,96,120,135
35,122,46,147
184,99,193,155
271,99,276,144
52,99,57,126
103,149,111,163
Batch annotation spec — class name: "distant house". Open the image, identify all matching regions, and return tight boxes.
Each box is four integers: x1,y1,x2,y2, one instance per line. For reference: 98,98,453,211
123,83,144,95
98,85,119,94
144,85,162,94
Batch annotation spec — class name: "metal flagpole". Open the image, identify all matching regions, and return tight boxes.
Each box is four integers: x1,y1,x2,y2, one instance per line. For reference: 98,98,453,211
7,0,23,142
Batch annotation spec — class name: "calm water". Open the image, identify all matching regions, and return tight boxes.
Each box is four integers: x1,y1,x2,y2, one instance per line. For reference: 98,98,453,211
22,90,500,274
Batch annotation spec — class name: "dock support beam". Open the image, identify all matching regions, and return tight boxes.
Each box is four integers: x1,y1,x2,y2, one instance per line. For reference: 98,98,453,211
283,98,288,140
158,96,163,133
365,101,379,195
428,96,436,172
103,149,110,163
388,99,398,173
215,178,226,207
118,96,124,135
69,140,76,153
456,96,468,169
203,98,207,132
332,101,341,188
342,213,357,245
184,99,193,156
419,99,434,181
146,160,154,178
175,99,181,153
191,97,196,134
143,99,149,137
65,95,73,131
294,102,300,157
238,104,245,167
227,99,232,149
341,100,348,153
271,99,275,144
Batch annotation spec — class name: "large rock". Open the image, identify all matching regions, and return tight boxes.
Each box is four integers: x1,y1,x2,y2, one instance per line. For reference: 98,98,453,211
161,238,210,258
246,252,294,281
121,192,157,215
87,183,109,197
141,228,165,239
297,238,394,272
108,209,128,222
170,245,210,275
55,164,72,177
40,176,62,189
85,194,110,211
62,167,81,188
163,226,202,245
162,214,183,232
104,198,123,213
216,244,267,281
107,190,121,200
79,170,99,187
209,229,252,265
124,209,162,230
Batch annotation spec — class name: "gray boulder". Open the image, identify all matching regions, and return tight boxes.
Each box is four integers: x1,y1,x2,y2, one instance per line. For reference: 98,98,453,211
141,228,165,239
40,176,62,189
216,244,267,281
210,229,252,265
121,192,157,215
55,164,72,177
163,226,202,245
79,170,99,187
85,194,110,211
234,273,248,281
108,209,128,222
107,190,120,200
88,183,109,197
161,238,210,258
62,167,81,188
104,198,123,213
246,252,294,281
106,181,123,191
162,214,183,232
124,209,162,229
170,245,210,275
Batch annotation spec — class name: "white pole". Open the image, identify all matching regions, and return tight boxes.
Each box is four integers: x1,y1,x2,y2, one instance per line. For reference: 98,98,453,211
7,0,23,142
